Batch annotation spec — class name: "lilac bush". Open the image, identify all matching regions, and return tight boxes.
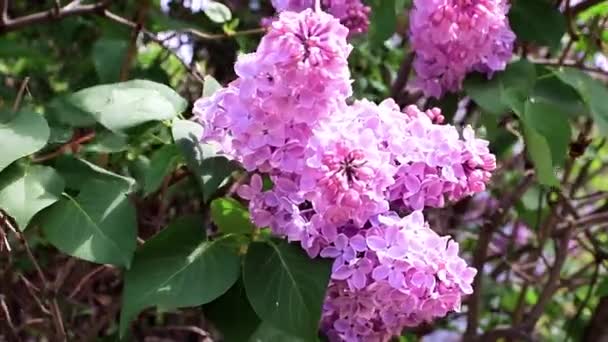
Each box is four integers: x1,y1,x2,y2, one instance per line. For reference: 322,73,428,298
195,7,492,340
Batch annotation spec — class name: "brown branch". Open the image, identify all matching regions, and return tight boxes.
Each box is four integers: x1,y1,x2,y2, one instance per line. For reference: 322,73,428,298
476,327,536,342
0,2,108,33
12,76,29,112
119,0,150,81
523,227,574,330
538,61,608,77
571,0,605,16
390,52,415,101
463,174,535,341
0,294,18,340
68,265,108,299
0,0,8,25
31,131,96,162
583,297,608,342
102,10,205,83
0,211,66,341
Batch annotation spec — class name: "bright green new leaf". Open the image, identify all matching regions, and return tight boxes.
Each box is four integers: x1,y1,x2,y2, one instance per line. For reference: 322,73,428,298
0,164,64,230
210,197,255,235
204,1,232,23
243,239,332,339
119,215,240,336
0,110,50,172
67,80,187,132
41,180,137,267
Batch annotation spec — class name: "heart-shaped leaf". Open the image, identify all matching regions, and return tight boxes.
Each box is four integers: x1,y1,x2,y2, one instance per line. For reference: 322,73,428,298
67,80,187,132
243,239,332,339
119,215,240,336
41,180,137,267
0,110,50,171
0,164,64,230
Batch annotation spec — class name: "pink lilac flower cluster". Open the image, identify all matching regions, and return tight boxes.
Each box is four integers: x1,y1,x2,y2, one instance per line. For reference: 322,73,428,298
320,212,476,341
195,8,491,341
270,0,371,35
410,0,516,97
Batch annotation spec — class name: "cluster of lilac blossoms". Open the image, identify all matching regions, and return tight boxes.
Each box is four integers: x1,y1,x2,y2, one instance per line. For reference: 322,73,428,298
270,0,371,35
195,8,494,342
410,0,516,97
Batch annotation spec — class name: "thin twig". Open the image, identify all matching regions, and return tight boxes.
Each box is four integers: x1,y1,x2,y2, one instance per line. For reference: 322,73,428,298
149,325,210,337
68,265,108,299
390,52,414,101
0,294,18,339
537,61,608,77
0,2,108,33
571,0,605,15
0,0,8,25
31,131,96,162
524,228,574,330
119,0,150,81
0,211,67,340
102,9,204,83
463,174,535,341
12,76,30,112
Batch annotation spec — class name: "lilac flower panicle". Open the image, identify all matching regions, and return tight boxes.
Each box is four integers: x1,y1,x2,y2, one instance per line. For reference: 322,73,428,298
270,0,371,35
321,212,477,342
410,0,516,97
193,7,493,341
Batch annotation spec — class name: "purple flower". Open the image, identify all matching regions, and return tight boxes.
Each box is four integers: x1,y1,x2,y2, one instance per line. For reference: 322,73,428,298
410,0,516,97
270,0,371,36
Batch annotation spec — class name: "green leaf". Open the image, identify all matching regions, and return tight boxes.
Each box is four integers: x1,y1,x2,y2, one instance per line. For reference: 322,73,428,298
596,277,608,297
203,75,222,98
81,130,129,153
509,0,566,50
204,1,232,23
142,144,181,195
249,321,308,342
172,120,238,202
464,60,536,116
522,123,560,187
92,39,129,83
0,110,50,172
205,279,261,342
533,66,587,117
210,197,255,235
54,156,136,192
0,164,64,230
46,96,97,128
243,239,332,339
119,216,240,336
553,67,608,135
67,80,187,132
369,0,397,47
522,98,572,167
41,180,137,267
